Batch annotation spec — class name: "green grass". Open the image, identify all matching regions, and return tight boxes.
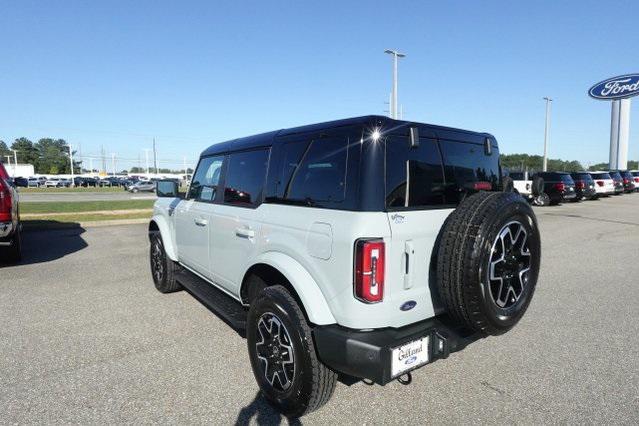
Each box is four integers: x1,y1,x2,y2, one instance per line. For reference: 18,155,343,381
19,186,124,193
23,211,152,229
20,199,155,214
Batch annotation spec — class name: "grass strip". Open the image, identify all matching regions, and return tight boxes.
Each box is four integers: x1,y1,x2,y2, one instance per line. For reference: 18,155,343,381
23,211,152,229
20,200,155,214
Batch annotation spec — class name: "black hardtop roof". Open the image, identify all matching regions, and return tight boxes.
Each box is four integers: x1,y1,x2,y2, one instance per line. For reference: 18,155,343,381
201,115,494,157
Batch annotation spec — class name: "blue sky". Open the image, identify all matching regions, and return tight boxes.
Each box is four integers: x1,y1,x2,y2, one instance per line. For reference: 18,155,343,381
1,0,638,171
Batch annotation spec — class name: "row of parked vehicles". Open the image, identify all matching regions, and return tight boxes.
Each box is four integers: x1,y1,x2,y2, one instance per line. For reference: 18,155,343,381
509,170,638,205
11,175,163,193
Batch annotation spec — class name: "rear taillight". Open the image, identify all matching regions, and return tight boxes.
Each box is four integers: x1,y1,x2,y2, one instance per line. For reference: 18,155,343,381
0,179,12,222
575,181,585,189
354,239,385,303
473,181,492,191
634,177,639,183
623,178,629,185
596,180,604,187
553,183,565,192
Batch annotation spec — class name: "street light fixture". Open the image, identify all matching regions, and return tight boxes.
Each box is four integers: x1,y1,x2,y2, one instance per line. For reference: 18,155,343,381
542,97,553,172
384,49,406,119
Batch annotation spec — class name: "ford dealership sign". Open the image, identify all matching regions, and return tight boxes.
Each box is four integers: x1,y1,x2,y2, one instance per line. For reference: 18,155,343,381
589,74,639,100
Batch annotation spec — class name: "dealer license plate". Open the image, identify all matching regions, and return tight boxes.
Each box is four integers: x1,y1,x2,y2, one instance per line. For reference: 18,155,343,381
391,336,429,378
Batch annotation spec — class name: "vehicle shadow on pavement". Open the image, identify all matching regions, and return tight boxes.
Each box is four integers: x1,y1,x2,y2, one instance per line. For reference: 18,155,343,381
235,391,302,425
14,224,88,266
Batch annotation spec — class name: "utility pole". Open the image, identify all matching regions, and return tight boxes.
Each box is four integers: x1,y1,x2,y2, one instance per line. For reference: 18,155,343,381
89,157,94,175
143,149,151,179
183,156,187,175
11,149,17,176
152,138,158,175
68,145,75,186
5,156,11,175
111,153,116,177
542,97,553,172
384,49,406,119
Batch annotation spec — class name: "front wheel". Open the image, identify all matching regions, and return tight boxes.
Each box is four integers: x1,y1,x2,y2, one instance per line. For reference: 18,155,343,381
149,232,181,293
247,285,337,417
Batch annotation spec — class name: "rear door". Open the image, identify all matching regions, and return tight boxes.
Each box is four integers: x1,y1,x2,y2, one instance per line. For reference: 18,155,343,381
384,129,450,319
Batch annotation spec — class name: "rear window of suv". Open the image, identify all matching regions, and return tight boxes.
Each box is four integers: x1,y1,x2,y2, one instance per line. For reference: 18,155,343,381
590,173,611,180
571,173,593,182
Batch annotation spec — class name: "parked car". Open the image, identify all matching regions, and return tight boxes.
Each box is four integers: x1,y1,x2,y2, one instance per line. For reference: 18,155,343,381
11,177,29,188
589,172,616,196
615,170,636,193
608,171,625,195
44,178,61,188
630,171,639,191
74,177,98,187
148,115,541,416
508,171,533,201
0,162,21,262
27,177,40,188
569,172,597,200
532,172,577,205
128,180,155,193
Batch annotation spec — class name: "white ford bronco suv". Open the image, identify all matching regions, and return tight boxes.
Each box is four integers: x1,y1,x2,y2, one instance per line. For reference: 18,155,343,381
149,116,541,417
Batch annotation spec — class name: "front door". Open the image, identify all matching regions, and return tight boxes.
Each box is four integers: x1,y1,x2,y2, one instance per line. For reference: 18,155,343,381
175,155,224,278
209,148,269,294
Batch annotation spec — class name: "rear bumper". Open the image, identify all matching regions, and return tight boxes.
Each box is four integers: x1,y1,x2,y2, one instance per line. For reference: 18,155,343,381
313,315,481,385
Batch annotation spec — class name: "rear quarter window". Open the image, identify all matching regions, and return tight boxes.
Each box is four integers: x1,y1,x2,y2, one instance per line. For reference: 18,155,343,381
281,137,348,204
385,135,445,209
440,139,500,204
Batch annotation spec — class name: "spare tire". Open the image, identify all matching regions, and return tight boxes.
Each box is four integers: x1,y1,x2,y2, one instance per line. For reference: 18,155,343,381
436,191,541,336
502,176,514,193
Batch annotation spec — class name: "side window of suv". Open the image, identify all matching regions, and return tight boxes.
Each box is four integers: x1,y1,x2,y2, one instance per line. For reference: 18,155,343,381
188,155,224,202
284,137,348,204
223,149,269,207
440,139,500,204
385,135,445,208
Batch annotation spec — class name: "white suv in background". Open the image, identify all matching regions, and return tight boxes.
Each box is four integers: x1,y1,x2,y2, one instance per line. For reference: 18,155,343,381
509,171,533,200
148,116,542,417
590,171,616,196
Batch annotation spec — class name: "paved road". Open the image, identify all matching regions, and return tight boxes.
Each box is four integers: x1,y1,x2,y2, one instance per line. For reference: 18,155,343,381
1,195,638,424
18,190,156,202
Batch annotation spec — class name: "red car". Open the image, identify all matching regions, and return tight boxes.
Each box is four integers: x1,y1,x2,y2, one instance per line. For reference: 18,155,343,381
0,162,21,262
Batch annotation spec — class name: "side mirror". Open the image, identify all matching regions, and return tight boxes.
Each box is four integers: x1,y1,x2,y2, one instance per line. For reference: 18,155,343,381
156,180,179,198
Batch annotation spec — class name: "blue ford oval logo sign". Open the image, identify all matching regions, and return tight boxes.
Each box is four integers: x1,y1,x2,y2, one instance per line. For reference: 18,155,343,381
589,74,639,100
400,300,417,311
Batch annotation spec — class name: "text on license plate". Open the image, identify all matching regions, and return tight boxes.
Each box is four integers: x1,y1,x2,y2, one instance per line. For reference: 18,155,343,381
391,336,429,378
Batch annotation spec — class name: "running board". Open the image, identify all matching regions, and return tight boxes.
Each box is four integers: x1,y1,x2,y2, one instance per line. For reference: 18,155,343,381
175,269,247,332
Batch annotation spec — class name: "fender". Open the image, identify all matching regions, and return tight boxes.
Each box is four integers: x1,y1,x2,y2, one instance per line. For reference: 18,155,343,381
149,214,178,261
249,251,336,325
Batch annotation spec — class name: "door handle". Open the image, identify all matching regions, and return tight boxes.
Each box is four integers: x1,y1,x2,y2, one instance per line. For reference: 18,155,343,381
404,240,415,289
235,227,255,239
194,218,208,227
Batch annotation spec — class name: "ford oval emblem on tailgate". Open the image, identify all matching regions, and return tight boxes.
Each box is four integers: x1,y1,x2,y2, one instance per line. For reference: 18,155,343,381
400,300,417,311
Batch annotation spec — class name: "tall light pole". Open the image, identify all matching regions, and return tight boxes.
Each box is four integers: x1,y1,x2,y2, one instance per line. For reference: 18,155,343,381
111,153,116,177
12,149,17,176
384,49,406,119
152,138,158,175
68,145,75,187
143,149,151,178
5,156,11,176
542,97,553,172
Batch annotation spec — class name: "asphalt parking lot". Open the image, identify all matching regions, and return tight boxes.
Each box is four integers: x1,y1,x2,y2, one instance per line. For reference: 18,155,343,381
1,195,638,424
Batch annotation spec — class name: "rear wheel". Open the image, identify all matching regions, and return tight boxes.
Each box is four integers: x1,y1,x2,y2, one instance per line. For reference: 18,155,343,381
247,285,337,417
149,232,181,293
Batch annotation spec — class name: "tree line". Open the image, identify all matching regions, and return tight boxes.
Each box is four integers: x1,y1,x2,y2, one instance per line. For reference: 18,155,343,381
0,137,80,174
501,153,638,172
